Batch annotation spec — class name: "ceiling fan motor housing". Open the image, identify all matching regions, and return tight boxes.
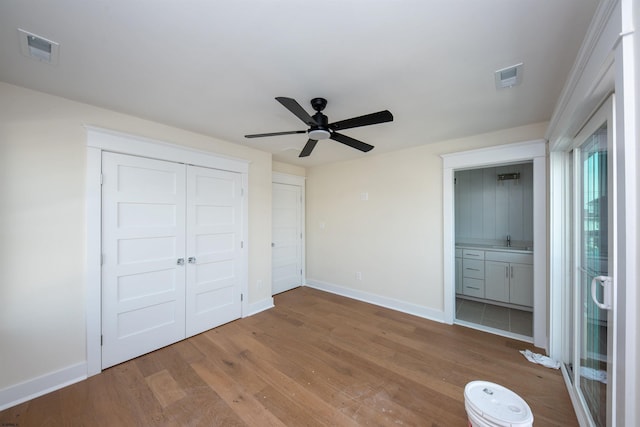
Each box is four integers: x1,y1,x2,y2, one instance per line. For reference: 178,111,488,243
310,97,327,112
309,110,330,140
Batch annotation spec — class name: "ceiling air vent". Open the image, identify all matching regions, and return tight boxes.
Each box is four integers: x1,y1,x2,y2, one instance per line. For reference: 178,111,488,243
18,29,59,65
495,63,523,89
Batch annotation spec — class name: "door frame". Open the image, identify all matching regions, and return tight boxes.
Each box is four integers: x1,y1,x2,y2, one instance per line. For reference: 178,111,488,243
441,139,547,349
85,126,249,376
272,172,306,293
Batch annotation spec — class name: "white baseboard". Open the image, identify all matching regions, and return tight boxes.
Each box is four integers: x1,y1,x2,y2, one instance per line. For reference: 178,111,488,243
0,362,87,411
305,279,445,323
245,297,274,317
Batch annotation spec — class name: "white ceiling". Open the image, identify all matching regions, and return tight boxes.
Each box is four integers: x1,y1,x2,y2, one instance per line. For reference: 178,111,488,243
0,0,599,167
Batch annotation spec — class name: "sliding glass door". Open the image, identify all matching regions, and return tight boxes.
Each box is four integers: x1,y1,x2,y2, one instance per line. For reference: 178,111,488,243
569,96,615,427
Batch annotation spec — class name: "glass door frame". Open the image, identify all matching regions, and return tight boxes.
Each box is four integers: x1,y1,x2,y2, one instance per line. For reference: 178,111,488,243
568,95,617,427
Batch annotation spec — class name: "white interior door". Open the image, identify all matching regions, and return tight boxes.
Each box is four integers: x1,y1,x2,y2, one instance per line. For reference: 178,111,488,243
101,152,187,369
102,153,244,367
272,182,303,295
185,166,243,337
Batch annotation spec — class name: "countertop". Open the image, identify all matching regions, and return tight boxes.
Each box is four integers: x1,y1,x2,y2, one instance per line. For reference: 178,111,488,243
456,243,533,254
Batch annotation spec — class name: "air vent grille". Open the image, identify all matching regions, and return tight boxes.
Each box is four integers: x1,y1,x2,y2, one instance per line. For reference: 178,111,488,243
18,29,59,65
495,63,523,89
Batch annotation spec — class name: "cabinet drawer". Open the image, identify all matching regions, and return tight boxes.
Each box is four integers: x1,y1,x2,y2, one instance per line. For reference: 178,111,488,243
463,277,485,298
462,259,484,279
462,249,484,260
485,251,533,264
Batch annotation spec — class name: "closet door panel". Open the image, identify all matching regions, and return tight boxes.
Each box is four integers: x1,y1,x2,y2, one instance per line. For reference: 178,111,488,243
185,166,243,337
101,152,186,369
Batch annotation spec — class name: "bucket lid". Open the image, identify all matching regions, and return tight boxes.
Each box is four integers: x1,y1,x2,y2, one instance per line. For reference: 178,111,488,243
464,381,533,426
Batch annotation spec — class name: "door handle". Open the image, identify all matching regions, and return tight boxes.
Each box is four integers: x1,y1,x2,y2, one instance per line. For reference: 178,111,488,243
177,258,185,266
188,257,196,264
591,275,613,310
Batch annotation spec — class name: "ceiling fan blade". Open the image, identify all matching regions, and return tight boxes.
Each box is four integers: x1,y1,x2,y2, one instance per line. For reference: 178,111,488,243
276,97,318,126
329,110,393,131
299,139,318,157
330,132,374,153
244,130,307,138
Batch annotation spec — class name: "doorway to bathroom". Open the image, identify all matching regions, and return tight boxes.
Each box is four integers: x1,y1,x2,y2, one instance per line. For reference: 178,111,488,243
441,139,547,349
454,162,534,341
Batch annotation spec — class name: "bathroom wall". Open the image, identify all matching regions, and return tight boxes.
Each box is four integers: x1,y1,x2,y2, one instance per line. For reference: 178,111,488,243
455,162,533,247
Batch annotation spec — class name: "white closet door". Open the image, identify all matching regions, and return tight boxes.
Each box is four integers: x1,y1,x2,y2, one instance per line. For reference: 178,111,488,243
272,182,303,295
185,166,242,337
101,153,186,369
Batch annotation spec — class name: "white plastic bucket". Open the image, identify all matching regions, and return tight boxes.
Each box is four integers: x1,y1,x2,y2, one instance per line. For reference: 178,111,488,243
464,381,533,427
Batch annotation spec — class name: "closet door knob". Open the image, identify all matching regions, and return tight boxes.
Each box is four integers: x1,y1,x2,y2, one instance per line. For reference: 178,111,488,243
177,258,185,265
188,257,196,264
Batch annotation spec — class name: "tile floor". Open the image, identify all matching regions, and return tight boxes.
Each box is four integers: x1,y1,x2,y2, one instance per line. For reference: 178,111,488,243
455,298,533,337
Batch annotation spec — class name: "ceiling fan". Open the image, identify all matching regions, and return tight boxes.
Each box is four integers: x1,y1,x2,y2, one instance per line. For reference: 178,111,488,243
245,97,393,157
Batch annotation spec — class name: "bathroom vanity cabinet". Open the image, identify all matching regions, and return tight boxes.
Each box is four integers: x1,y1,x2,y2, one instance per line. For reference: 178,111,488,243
484,251,533,307
456,246,533,309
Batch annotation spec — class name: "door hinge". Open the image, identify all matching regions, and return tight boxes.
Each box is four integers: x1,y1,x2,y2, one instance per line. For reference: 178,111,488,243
240,241,244,249
100,174,104,185
240,293,243,302
241,188,244,197
101,254,104,265
101,335,103,346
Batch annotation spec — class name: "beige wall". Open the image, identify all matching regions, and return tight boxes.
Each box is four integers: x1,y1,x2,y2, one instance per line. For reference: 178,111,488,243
305,122,548,312
0,82,273,390
272,160,306,177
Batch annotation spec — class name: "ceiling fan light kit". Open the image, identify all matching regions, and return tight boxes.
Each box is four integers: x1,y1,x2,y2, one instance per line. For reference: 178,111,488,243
245,97,393,158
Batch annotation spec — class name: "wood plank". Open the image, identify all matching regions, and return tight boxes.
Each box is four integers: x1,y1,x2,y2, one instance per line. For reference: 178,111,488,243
0,287,577,426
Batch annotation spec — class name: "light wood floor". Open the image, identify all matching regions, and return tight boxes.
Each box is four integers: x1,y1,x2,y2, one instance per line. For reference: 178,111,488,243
0,287,577,426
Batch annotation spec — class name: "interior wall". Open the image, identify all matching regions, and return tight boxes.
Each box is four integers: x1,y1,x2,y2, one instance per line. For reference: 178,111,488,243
0,82,273,391
305,122,548,314
272,160,306,177
455,163,534,246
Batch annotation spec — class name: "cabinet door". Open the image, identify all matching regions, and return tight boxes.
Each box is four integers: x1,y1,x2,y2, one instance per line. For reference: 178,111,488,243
455,257,462,294
510,263,533,306
485,261,509,303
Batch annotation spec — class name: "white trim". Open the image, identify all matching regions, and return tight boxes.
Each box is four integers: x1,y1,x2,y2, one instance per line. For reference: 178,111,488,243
441,139,548,349
305,280,445,323
560,366,592,427
440,139,546,170
272,172,306,186
85,127,250,377
85,126,249,173
548,151,572,362
546,0,620,149
0,362,86,411
241,173,250,316
85,146,102,376
245,297,275,317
